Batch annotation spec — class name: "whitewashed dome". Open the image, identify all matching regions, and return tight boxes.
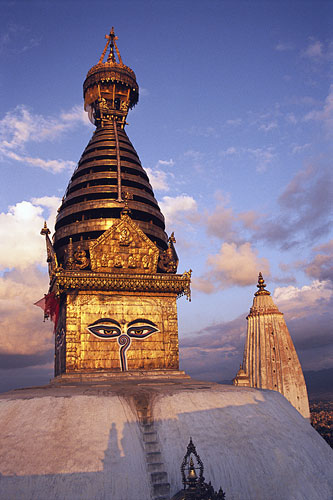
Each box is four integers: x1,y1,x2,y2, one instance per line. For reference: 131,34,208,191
0,377,332,500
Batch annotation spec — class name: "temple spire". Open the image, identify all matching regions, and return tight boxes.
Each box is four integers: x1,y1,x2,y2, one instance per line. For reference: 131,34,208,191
233,274,310,419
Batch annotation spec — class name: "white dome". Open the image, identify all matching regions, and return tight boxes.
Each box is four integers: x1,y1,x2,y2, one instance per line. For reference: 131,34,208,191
0,378,332,500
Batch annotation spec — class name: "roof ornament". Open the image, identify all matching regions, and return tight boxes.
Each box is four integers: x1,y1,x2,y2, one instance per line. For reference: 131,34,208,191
255,271,270,296
98,27,124,65
40,221,50,236
84,28,139,128
171,438,226,499
40,221,58,278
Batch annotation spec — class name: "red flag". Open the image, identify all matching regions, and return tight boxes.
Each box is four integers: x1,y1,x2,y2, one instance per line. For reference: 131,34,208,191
34,293,59,332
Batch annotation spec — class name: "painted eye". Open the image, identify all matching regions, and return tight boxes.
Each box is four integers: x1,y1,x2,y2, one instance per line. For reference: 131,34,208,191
87,323,121,338
127,324,159,338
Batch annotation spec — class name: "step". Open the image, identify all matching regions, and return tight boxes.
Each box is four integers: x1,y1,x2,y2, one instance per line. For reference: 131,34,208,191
143,431,157,442
145,442,160,453
147,462,164,472
151,471,168,484
142,423,155,433
146,451,162,464
153,482,170,496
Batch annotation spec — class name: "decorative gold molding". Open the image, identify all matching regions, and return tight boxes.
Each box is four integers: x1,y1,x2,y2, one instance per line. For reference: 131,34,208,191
51,269,191,300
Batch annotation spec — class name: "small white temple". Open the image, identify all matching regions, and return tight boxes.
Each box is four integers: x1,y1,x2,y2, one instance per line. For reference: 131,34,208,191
233,273,310,419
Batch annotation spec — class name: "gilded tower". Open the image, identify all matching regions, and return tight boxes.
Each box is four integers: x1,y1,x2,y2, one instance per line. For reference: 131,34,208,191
41,29,191,377
234,273,310,419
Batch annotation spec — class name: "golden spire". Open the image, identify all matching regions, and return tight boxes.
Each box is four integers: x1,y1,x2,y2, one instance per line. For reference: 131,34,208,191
255,272,270,296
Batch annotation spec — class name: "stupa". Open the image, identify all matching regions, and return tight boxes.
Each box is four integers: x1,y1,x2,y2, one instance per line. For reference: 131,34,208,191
40,28,191,378
0,29,332,500
233,273,310,419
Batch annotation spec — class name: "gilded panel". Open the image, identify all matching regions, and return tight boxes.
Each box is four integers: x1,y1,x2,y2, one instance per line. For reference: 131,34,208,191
64,291,179,372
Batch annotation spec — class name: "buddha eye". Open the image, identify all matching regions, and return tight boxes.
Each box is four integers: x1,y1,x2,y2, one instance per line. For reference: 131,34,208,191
87,321,121,338
127,323,159,338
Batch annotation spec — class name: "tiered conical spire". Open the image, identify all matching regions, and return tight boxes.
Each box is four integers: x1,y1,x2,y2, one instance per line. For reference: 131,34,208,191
234,273,310,419
53,29,170,267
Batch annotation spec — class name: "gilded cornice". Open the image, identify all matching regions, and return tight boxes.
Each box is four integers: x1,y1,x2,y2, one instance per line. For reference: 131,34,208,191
51,269,192,300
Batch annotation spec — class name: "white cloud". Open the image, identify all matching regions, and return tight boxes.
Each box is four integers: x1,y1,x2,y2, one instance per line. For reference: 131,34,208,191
304,240,333,283
146,168,169,191
0,24,41,56
146,158,175,192
0,197,60,271
247,147,276,172
302,40,323,59
194,242,270,292
4,150,75,173
159,195,197,226
60,105,91,126
253,164,332,249
259,121,278,132
208,242,270,287
156,159,174,167
273,280,332,319
183,150,206,172
304,84,333,136
205,203,237,241
184,125,219,138
275,42,294,52
225,118,242,126
291,143,311,154
0,104,91,173
286,113,297,124
220,146,237,156
0,266,53,356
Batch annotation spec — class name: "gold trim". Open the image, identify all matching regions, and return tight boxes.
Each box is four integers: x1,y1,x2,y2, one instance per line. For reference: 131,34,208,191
52,269,191,300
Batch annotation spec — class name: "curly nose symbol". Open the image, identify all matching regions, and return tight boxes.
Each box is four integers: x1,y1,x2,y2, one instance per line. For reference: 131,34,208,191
117,334,131,371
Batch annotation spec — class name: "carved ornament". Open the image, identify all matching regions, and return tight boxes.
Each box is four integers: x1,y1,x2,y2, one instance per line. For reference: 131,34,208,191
51,269,191,301
89,214,159,274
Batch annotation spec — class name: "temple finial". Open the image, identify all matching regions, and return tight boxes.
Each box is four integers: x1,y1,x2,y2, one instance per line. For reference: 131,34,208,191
255,272,270,296
85,28,137,129
40,221,50,236
98,27,124,65
107,27,117,63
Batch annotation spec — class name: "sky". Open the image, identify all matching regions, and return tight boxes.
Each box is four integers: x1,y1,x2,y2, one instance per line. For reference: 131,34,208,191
0,0,332,392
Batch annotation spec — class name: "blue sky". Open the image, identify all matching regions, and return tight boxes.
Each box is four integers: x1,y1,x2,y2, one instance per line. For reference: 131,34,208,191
0,1,332,390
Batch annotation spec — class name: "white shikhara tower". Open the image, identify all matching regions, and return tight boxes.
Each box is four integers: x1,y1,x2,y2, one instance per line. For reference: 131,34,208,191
234,273,310,419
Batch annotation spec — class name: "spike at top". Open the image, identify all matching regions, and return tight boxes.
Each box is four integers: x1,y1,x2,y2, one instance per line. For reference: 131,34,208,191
40,221,51,236
255,272,270,296
98,27,124,65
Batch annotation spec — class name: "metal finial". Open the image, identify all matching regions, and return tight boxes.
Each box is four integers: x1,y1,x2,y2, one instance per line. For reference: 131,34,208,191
40,221,50,236
98,27,122,65
107,27,117,63
255,272,270,296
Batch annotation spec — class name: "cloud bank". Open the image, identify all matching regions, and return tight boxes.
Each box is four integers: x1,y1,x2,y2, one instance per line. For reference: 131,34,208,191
0,104,91,173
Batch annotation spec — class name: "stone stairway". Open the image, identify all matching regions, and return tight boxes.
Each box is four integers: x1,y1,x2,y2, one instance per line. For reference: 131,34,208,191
135,396,171,500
